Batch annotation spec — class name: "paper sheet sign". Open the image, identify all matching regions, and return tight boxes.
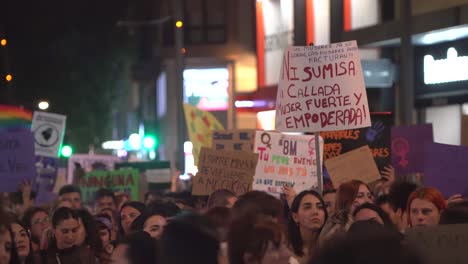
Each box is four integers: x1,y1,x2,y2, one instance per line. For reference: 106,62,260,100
192,147,259,196
325,145,380,188
406,224,468,264
212,129,255,152
275,41,371,132
253,131,323,195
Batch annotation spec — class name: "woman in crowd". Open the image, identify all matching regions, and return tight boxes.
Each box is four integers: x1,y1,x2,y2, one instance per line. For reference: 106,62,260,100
130,201,180,239
0,209,15,264
42,207,96,264
230,219,290,264
288,190,328,263
119,202,145,237
22,207,49,253
95,214,114,258
10,221,34,264
407,187,446,227
75,209,103,261
319,180,373,244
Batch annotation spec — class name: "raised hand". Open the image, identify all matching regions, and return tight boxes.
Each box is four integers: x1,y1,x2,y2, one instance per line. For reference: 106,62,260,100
282,184,297,208
366,121,385,142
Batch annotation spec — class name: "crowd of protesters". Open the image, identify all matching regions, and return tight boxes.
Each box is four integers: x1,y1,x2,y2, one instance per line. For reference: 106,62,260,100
0,166,467,264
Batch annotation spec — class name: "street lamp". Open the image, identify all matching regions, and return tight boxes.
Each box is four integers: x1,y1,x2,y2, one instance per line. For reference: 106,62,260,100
38,101,49,110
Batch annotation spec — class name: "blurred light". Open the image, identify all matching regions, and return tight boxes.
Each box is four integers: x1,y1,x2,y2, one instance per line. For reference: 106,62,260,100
143,136,156,149
128,133,141,150
424,47,468,84
60,145,73,158
181,47,186,54
149,150,156,160
5,74,12,82
38,101,49,110
175,21,183,28
235,100,255,108
257,110,276,130
117,149,128,158
0,39,6,46
102,140,124,150
421,26,468,45
184,141,193,154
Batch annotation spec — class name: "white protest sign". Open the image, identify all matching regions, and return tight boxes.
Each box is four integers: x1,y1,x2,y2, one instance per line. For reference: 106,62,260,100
31,111,66,158
253,131,323,195
275,41,371,132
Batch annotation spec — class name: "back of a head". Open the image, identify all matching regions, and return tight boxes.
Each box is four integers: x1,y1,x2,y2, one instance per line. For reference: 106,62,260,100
311,226,424,264
207,189,236,209
440,201,468,224
335,180,363,212
58,184,81,196
387,181,418,212
232,191,282,221
159,213,219,264
127,231,158,264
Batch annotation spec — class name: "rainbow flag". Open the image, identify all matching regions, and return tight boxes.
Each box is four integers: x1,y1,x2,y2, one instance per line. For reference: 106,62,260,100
0,105,32,130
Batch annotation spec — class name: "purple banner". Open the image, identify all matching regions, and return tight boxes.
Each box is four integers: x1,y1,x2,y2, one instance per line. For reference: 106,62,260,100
391,124,433,176
0,130,37,192
424,143,468,198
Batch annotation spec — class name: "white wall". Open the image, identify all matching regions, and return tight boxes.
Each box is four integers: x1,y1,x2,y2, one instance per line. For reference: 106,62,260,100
263,0,294,85
425,105,461,145
313,0,330,45
351,0,380,30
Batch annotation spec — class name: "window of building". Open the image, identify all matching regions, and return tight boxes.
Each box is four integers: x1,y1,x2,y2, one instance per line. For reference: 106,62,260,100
184,0,227,45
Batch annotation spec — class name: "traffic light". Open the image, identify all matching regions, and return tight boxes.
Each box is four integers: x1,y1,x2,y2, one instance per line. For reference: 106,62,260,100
60,145,73,158
175,20,183,28
143,135,158,150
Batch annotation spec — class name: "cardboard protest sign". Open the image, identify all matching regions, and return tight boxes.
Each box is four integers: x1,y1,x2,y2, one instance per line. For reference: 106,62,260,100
31,111,66,158
321,112,392,172
68,154,121,184
391,124,433,176
406,224,468,264
325,145,380,188
253,131,323,195
275,41,371,132
0,130,37,192
183,103,225,165
424,143,468,197
192,147,258,196
79,169,140,202
212,129,255,152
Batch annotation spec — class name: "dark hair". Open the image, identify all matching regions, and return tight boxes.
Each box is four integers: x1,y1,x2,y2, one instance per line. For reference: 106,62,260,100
120,202,145,215
52,207,79,228
440,201,468,224
206,189,237,209
323,189,337,196
353,203,394,229
159,213,219,264
9,191,37,205
387,181,418,213
95,214,113,239
130,201,180,232
126,231,158,264
10,220,35,264
22,207,49,237
310,223,423,264
375,194,389,207
239,221,283,263
58,185,81,197
336,180,369,212
204,206,233,242
76,209,102,252
288,190,328,257
232,191,283,221
94,189,116,204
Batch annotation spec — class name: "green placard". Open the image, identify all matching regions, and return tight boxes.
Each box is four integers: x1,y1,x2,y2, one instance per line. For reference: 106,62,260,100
79,169,140,202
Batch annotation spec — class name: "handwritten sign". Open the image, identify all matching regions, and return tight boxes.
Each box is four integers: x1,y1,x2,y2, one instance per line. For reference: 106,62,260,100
212,129,255,152
0,130,36,192
391,124,433,176
79,169,140,202
253,131,323,195
406,224,468,264
321,113,392,172
31,111,66,158
192,147,259,196
325,145,380,188
424,143,468,197
275,41,371,132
